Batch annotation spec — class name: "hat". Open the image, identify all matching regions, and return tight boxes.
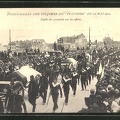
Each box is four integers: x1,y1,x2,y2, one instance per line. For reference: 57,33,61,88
101,89,107,93
30,75,34,79
115,89,119,94
107,85,113,89
90,89,95,94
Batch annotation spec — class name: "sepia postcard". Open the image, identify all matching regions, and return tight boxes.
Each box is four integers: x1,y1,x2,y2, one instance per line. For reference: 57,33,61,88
0,8,120,114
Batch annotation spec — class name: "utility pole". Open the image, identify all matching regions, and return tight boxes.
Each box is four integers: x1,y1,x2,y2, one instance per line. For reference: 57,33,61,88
89,27,91,48
9,29,11,52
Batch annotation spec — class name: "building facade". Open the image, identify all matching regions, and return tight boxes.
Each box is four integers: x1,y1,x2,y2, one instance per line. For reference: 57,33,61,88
57,34,87,50
0,44,7,51
8,39,47,53
103,37,114,48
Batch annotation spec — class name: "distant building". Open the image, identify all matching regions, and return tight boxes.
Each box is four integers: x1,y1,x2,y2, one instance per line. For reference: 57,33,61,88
8,39,47,53
113,41,120,48
0,44,7,51
103,37,114,48
31,39,46,51
57,34,87,50
46,43,54,51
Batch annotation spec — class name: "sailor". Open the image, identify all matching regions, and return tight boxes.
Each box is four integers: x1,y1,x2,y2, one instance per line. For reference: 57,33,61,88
62,74,71,105
76,60,82,85
53,63,60,78
50,77,62,112
48,65,56,86
81,68,88,91
39,72,49,105
63,64,71,77
71,68,78,96
86,65,92,85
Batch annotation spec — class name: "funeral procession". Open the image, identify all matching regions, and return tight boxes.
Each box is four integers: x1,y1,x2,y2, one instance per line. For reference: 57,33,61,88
0,29,120,114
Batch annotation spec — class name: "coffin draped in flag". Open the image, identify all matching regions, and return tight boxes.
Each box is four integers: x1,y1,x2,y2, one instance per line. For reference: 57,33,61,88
10,66,42,87
63,58,77,64
61,58,78,70
10,70,27,87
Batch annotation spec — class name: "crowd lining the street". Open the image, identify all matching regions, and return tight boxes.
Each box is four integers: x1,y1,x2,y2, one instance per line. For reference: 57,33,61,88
0,46,119,113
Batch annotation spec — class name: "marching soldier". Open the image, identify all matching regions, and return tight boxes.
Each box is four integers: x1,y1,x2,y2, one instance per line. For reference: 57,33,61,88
62,74,71,105
81,68,88,91
39,72,49,105
50,77,62,112
76,60,82,85
28,75,38,112
86,64,92,85
63,64,71,77
48,65,56,86
92,60,97,78
71,68,78,96
53,63,60,78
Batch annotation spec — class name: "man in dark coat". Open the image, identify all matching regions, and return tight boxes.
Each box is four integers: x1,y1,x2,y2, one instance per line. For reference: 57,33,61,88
28,75,38,112
39,72,49,105
5,79,15,113
14,93,27,113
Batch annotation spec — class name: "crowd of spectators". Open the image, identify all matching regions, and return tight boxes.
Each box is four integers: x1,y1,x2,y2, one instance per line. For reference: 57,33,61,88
79,49,120,113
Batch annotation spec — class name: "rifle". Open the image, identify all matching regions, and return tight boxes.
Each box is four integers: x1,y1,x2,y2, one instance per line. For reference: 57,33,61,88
46,89,51,106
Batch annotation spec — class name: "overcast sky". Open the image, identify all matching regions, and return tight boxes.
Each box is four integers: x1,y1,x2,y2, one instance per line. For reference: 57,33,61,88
0,8,120,45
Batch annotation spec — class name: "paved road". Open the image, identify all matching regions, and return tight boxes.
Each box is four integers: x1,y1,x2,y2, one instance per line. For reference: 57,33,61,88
24,76,98,113
23,62,104,113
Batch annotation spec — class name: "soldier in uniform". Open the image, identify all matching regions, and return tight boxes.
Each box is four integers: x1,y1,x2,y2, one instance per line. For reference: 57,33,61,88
39,72,49,105
71,68,78,96
53,63,60,78
76,60,82,85
81,68,88,91
28,75,38,112
48,65,56,86
86,64,92,85
63,64,71,77
94,60,99,77
62,74,71,105
50,77,62,112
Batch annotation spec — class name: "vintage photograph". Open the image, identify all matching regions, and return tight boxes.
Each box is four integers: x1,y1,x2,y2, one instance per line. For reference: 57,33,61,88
0,8,120,113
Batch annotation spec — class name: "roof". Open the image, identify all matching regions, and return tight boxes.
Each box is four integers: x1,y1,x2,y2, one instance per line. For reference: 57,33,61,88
58,33,87,43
